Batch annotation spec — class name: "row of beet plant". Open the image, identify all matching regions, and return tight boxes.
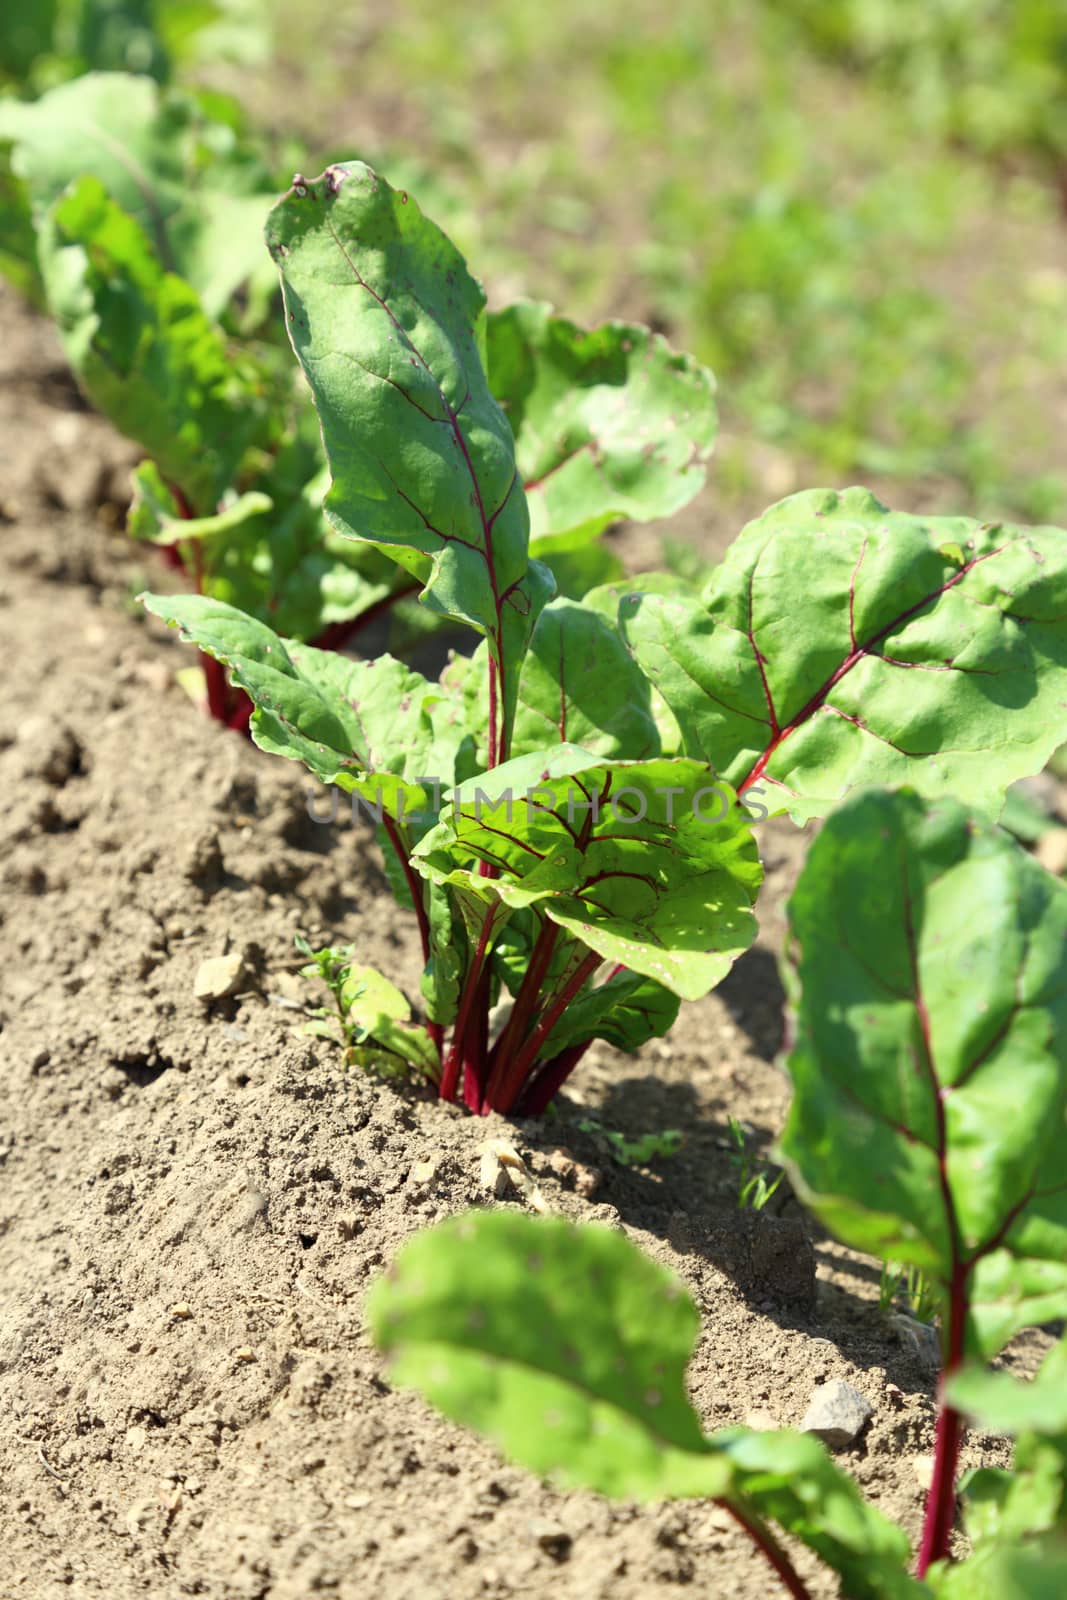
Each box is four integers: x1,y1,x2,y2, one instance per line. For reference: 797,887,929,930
372,789,1067,1594
145,159,1067,1123
1,74,712,722
1,73,377,725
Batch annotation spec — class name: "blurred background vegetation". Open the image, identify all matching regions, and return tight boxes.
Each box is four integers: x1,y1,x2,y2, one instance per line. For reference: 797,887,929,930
5,0,1067,543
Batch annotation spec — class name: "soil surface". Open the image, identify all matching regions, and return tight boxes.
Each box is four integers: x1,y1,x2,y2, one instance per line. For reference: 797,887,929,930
0,282,1048,1600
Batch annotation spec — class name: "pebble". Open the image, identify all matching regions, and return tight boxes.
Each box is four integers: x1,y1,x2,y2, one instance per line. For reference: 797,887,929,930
479,1145,511,1199
194,952,245,1001
545,1147,601,1198
911,1455,935,1491
479,1141,550,1212
799,1380,873,1448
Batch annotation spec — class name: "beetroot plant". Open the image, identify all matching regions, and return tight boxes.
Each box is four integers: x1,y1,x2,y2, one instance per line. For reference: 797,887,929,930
370,790,1067,1595
145,160,1067,1116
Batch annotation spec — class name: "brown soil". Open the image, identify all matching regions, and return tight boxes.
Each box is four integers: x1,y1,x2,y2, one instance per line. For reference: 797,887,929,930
0,282,1045,1600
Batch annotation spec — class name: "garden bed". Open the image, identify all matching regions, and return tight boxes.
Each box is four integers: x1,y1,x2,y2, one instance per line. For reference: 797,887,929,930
0,282,1047,1600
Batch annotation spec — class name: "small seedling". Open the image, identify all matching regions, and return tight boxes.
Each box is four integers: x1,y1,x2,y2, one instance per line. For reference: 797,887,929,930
294,934,439,1080
295,935,364,1050
576,1119,683,1166
726,1116,784,1211
879,1262,939,1327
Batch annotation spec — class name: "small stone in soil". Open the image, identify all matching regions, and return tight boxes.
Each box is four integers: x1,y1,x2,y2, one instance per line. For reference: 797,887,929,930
799,1380,873,1448
194,952,245,1001
545,1147,601,1198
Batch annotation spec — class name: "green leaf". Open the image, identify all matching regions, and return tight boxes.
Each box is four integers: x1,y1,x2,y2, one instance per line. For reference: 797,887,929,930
540,968,680,1056
0,72,277,319
371,1211,923,1600
714,1429,924,1599
128,460,272,544
420,880,467,1029
956,1461,1065,1554
511,599,661,762
487,301,717,543
413,748,761,1001
780,789,1067,1359
140,592,472,822
266,163,550,751
947,1340,1067,1554
340,962,411,1026
74,0,170,81
370,1210,732,1501
342,964,439,1080
949,1339,1067,1437
0,0,58,84
931,1539,1067,1600
40,177,271,511
577,1123,684,1165
0,141,43,306
131,459,407,639
624,487,1067,822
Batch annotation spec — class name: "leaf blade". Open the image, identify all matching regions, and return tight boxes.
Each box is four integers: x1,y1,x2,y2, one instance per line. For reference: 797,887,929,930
40,176,270,511
624,487,1067,822
370,1210,731,1501
413,750,761,1001
487,301,716,543
266,163,548,750
140,592,472,821
780,789,1067,1358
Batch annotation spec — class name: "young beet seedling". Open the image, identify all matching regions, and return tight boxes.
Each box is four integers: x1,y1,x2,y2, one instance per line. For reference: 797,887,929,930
727,1114,784,1211
370,791,1067,1597
294,935,435,1078
144,160,1067,1117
